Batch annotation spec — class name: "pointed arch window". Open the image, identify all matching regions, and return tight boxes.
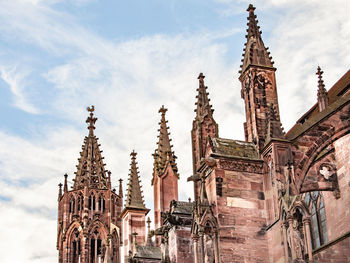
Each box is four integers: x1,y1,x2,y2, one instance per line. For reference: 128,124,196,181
304,191,328,250
98,195,106,212
90,229,102,263
69,197,76,214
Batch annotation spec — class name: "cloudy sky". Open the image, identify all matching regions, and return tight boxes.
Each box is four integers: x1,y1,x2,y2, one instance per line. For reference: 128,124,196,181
0,0,349,262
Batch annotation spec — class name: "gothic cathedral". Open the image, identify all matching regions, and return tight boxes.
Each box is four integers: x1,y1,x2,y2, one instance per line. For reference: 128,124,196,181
57,4,350,263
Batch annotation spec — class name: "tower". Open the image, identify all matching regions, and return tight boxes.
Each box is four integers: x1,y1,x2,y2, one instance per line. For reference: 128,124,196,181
121,151,149,261
191,73,218,200
239,4,280,150
57,106,122,263
152,106,179,239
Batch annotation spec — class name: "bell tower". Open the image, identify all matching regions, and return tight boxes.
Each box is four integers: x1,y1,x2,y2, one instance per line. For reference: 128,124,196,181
239,4,280,150
57,106,123,263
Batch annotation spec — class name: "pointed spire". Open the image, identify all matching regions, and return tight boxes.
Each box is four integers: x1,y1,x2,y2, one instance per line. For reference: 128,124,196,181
73,106,109,190
152,106,179,182
119,178,123,197
240,4,274,74
125,151,147,210
195,73,214,121
316,66,328,112
64,173,68,193
265,104,285,144
58,183,63,201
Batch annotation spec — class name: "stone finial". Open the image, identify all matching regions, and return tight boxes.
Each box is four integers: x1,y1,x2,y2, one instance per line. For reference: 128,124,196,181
58,183,63,200
86,105,97,136
316,66,328,112
119,178,123,197
64,173,68,193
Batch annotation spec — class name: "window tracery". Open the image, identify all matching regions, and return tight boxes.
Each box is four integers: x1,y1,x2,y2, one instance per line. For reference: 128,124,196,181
304,191,328,249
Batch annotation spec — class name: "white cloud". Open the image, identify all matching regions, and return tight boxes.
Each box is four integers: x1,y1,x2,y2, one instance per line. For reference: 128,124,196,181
0,67,39,114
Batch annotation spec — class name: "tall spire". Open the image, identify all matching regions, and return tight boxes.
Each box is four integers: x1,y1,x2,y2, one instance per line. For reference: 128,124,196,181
195,73,215,122
316,66,329,112
239,4,274,74
125,151,147,210
73,106,109,190
152,106,179,182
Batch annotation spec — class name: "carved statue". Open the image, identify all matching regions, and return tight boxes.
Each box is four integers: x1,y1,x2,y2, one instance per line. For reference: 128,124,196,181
287,218,304,262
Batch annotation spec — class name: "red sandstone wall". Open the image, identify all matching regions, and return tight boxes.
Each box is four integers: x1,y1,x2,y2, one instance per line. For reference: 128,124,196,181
168,227,193,263
323,133,350,240
312,236,350,262
213,168,270,262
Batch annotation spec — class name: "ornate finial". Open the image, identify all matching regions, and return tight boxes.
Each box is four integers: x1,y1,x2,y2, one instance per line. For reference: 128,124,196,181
247,3,255,12
316,66,325,89
147,217,151,227
86,105,97,135
159,105,167,115
316,66,328,112
198,73,205,87
130,150,137,159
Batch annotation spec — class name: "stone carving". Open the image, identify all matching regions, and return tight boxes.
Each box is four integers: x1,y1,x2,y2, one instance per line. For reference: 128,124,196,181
287,218,305,262
219,159,264,174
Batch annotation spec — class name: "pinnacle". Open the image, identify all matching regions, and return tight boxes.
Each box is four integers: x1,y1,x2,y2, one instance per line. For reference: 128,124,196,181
316,66,327,93
152,106,179,182
239,4,274,74
194,72,214,119
125,151,147,210
73,106,110,190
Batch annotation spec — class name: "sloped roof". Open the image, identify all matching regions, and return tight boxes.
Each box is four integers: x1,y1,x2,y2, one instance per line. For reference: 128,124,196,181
170,201,194,215
134,245,162,260
209,137,260,160
287,70,350,140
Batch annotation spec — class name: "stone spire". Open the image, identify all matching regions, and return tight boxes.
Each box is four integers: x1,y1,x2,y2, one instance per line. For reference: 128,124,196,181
73,106,109,190
239,4,274,74
125,151,147,210
64,173,68,193
265,104,285,144
195,73,215,122
152,106,179,183
119,178,123,197
316,66,329,112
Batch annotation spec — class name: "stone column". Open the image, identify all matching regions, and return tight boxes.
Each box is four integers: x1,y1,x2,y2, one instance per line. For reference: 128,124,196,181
281,221,289,262
192,234,199,263
213,229,220,263
287,216,296,261
303,217,313,261
199,229,204,263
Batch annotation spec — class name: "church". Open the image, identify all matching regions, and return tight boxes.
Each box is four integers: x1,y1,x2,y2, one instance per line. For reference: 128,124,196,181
56,4,350,263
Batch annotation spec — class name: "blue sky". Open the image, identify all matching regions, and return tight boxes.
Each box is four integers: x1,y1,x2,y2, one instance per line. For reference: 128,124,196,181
0,0,349,262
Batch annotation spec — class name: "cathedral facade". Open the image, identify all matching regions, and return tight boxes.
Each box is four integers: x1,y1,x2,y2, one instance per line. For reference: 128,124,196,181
57,4,350,263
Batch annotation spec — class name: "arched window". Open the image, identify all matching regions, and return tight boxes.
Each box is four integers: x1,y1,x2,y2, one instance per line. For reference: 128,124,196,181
69,197,75,214
89,194,96,211
71,229,81,263
98,195,106,212
304,191,328,249
90,229,102,263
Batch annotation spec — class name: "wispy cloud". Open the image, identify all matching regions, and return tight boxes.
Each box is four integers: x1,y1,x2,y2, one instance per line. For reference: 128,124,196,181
0,67,39,114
